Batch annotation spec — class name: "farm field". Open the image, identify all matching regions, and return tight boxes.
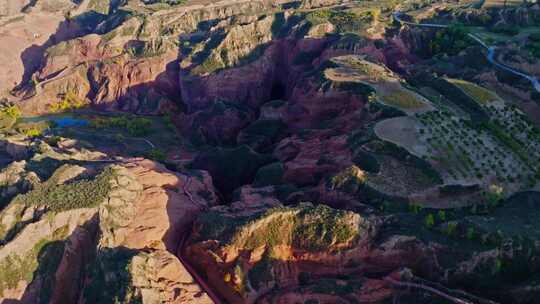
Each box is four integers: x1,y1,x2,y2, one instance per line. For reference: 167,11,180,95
374,78,540,203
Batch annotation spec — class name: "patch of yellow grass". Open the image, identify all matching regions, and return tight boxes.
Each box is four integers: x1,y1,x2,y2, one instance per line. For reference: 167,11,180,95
380,90,424,109
449,79,498,104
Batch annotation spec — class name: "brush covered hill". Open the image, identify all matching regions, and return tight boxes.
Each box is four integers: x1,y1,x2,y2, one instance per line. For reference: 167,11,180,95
1,0,540,303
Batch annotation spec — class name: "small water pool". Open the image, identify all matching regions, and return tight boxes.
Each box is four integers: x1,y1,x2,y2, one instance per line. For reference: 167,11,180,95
51,117,89,128
21,115,89,128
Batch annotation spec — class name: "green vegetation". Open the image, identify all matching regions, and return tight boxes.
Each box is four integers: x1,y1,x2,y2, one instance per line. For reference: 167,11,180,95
145,148,166,162
89,0,111,14
380,90,425,109
1,105,21,120
428,24,471,56
90,115,153,136
126,39,166,59
293,204,359,251
15,121,52,138
448,79,498,104
489,25,519,36
49,89,88,113
12,166,115,213
525,32,540,58
83,248,142,304
305,9,360,32
415,104,539,187
191,55,224,75
424,213,435,228
0,105,20,130
197,203,361,253
0,239,65,298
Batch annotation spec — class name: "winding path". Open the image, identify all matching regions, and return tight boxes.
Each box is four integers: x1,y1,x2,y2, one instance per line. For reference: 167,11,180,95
393,12,540,92
176,176,222,304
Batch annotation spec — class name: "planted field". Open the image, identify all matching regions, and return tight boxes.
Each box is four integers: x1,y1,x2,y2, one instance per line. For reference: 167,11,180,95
374,79,540,200
380,90,425,109
416,109,536,187
447,79,499,104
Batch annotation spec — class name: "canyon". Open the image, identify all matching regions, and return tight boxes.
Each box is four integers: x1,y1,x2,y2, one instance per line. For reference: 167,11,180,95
1,0,540,303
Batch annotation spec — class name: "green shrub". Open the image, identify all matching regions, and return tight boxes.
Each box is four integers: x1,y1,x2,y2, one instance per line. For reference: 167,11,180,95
427,24,471,56
443,222,458,236
424,213,435,228
466,227,476,240
90,116,153,137
197,203,361,253
12,167,116,213
1,105,21,119
15,121,52,138
49,89,87,113
0,239,66,297
490,25,519,36
305,10,358,32
83,247,142,304
145,148,166,162
437,210,447,221
253,162,284,187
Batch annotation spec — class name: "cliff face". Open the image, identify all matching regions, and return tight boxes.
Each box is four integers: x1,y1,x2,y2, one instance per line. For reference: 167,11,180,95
184,197,465,303
12,0,355,117
0,136,218,303
3,1,540,303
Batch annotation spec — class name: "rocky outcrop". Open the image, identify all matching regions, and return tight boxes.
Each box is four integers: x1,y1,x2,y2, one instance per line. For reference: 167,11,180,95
0,0,31,16
14,0,350,115
0,142,218,303
184,200,440,303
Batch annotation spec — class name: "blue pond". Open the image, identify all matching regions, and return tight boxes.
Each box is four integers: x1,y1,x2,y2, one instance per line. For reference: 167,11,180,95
22,115,89,128
51,117,89,128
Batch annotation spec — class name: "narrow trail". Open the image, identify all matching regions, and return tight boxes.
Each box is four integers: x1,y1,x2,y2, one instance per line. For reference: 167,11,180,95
393,12,540,92
384,276,500,304
176,234,222,304
175,176,221,304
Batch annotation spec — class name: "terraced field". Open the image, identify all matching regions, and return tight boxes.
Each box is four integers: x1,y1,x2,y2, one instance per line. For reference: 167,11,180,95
374,78,540,203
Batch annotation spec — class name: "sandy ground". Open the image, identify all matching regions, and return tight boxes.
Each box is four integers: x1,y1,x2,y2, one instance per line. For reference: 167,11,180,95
374,116,426,155
0,12,63,96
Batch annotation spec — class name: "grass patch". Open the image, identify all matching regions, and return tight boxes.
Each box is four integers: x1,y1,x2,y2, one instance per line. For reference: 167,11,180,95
89,0,111,14
11,166,115,213
49,90,88,113
0,239,65,298
380,90,424,109
0,105,21,131
89,115,153,137
448,79,498,104
305,9,358,32
196,203,362,252
0,114,16,131
15,121,52,138
83,247,142,304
